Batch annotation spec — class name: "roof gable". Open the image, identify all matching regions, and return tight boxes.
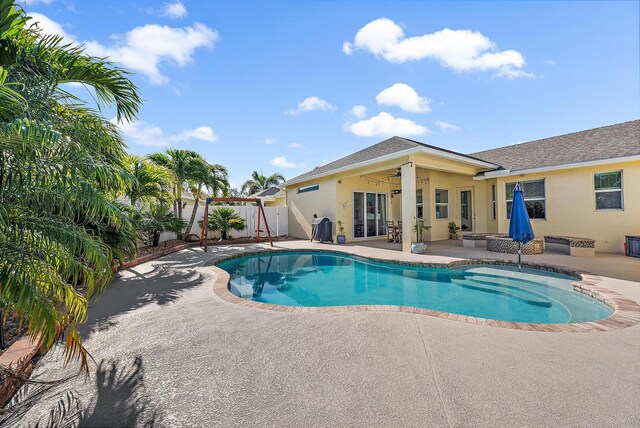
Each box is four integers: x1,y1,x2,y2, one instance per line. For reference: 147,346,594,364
285,136,493,185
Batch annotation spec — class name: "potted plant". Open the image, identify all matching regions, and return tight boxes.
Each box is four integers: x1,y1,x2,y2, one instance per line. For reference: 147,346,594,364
411,221,431,254
448,221,461,240
336,220,346,244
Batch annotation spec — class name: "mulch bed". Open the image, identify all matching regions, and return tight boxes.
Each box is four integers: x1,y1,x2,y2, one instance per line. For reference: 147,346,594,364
134,236,300,259
1,316,24,353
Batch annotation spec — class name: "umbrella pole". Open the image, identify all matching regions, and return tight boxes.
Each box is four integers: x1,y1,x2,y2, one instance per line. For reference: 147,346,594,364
518,242,522,272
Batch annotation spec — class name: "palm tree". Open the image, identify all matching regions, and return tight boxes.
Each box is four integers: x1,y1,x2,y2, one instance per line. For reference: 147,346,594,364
124,155,173,208
137,203,187,247
0,1,142,369
207,207,246,240
184,163,230,238
241,170,285,196
207,163,230,199
148,148,203,237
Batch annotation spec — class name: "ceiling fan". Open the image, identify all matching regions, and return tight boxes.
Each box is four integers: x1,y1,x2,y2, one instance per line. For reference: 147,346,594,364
387,168,401,178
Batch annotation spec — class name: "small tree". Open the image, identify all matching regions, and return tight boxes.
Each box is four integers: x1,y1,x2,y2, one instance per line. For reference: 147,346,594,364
138,204,187,247
207,207,246,240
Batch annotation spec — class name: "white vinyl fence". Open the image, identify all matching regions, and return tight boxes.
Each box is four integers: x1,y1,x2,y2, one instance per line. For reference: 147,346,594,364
159,205,288,243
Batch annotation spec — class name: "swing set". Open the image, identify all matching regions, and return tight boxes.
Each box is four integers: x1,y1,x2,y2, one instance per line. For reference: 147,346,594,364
199,197,274,252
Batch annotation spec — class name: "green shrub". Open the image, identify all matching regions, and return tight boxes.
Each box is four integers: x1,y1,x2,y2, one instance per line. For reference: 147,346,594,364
207,207,246,240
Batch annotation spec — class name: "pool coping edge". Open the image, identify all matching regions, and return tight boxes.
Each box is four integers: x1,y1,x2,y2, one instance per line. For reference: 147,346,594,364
208,248,640,333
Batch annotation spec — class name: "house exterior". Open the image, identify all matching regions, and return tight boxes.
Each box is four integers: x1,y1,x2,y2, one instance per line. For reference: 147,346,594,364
249,186,286,207
282,120,640,254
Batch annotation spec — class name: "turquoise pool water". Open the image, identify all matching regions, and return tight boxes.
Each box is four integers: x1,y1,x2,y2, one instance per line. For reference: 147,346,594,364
217,252,613,324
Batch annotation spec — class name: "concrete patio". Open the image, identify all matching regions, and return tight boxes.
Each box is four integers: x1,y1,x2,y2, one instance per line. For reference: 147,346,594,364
7,241,640,427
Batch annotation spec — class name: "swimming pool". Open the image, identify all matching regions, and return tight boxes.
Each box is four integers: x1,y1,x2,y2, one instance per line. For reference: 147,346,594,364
217,251,613,324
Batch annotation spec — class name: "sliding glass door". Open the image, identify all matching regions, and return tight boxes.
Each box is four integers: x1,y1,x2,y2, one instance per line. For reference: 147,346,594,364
353,192,388,238
377,194,387,236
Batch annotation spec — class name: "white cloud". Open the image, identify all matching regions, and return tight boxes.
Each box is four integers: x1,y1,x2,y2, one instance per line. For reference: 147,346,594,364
116,120,218,146
435,120,461,131
342,41,353,55
349,104,367,119
264,138,276,145
169,126,218,143
345,112,429,137
116,121,167,147
29,13,217,85
375,83,430,113
344,18,531,78
285,96,335,116
269,156,306,169
546,59,555,65
161,1,188,19
289,143,302,148
29,12,74,40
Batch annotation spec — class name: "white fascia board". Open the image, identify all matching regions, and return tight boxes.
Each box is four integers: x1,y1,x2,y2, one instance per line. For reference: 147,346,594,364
473,155,640,180
282,147,498,187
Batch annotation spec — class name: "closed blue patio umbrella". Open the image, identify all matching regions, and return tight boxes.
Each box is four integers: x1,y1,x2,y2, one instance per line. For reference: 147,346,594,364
508,183,535,271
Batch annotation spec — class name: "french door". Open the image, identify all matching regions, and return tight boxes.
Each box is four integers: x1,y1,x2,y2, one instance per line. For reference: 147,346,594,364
353,192,387,238
460,190,473,231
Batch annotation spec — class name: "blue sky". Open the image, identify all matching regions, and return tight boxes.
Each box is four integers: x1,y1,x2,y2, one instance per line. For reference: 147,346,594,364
24,0,640,188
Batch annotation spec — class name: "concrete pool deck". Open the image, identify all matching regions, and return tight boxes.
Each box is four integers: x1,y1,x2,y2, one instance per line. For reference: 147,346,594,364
9,242,640,427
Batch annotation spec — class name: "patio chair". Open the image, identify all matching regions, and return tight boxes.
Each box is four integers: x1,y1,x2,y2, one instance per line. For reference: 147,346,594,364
387,220,396,242
397,221,402,243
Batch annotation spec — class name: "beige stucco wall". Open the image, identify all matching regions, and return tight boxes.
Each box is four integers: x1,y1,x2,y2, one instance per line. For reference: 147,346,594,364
286,178,337,239
493,160,640,253
263,196,286,207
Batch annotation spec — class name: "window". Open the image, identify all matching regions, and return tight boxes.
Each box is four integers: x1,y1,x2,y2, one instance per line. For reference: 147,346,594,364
435,189,449,219
595,171,623,210
506,179,545,219
416,189,423,219
491,184,496,220
298,184,319,193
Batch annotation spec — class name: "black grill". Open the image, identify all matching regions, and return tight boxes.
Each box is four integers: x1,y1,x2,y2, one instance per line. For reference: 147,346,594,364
311,217,333,243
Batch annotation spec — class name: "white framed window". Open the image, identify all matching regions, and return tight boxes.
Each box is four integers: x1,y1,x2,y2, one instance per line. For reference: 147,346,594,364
416,189,423,219
594,170,623,210
491,184,496,220
506,179,546,220
435,189,449,219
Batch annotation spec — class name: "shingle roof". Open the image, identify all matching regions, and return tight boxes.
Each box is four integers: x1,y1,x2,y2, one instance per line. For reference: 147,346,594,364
284,121,640,185
285,136,493,184
470,120,640,171
251,187,285,198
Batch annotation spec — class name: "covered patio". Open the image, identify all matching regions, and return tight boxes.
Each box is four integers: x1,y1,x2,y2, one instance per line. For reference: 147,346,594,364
334,151,498,253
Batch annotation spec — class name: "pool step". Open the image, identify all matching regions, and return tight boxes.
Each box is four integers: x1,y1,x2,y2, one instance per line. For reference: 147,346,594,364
450,278,553,308
462,268,568,289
